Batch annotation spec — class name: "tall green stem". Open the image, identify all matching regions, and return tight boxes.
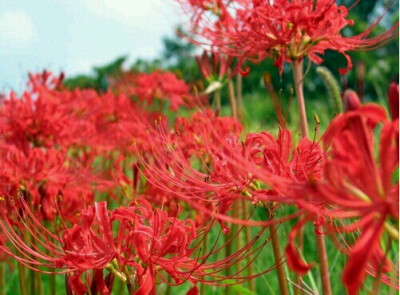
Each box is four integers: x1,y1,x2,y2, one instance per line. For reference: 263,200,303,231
236,74,243,122
292,59,309,138
315,226,331,295
35,272,43,295
242,200,255,293
270,222,289,295
214,89,221,112
18,262,27,295
50,274,56,295
227,79,238,120
0,263,5,295
292,59,332,295
199,234,208,295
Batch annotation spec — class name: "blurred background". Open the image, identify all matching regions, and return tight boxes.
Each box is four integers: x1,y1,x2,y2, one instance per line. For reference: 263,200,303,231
0,0,184,92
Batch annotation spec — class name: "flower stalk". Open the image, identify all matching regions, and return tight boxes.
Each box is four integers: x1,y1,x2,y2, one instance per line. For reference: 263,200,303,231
214,89,222,113
292,59,309,138
18,262,27,295
236,73,243,123
0,264,5,295
292,58,332,295
270,222,289,295
227,79,238,120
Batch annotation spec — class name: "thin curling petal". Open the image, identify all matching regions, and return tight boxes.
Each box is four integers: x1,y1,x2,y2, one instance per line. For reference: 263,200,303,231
342,216,386,295
285,215,313,275
135,269,155,295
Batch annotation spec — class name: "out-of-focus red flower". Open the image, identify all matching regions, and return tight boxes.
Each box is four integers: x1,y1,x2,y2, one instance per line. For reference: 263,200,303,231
0,145,93,221
195,51,244,93
111,70,196,110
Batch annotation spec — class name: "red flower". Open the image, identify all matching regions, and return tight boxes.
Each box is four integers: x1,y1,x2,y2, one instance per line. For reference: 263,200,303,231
111,71,196,110
179,0,397,73
0,198,202,295
0,145,93,221
291,102,399,293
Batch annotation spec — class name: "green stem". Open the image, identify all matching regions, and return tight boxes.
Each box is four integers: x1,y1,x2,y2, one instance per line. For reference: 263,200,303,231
165,277,172,295
30,268,35,295
127,283,133,295
236,73,244,123
214,89,221,112
292,59,309,138
36,271,43,295
0,263,5,295
242,200,255,293
224,213,234,295
18,262,27,295
292,59,332,295
315,225,332,295
50,274,56,295
227,79,238,120
270,222,289,295
200,233,208,295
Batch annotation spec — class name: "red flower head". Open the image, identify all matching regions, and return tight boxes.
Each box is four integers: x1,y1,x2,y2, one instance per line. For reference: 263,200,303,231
290,102,399,294
179,0,397,74
0,145,93,221
138,111,322,230
195,51,244,94
111,71,197,110
0,198,203,295
0,73,96,154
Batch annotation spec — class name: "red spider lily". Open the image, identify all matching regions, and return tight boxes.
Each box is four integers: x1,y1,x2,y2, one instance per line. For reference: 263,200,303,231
195,51,243,93
0,90,87,154
0,145,94,221
179,0,397,74
0,71,165,155
1,196,275,294
136,111,321,227
173,110,242,156
111,70,197,110
28,70,64,92
0,198,203,295
0,72,101,152
287,101,399,293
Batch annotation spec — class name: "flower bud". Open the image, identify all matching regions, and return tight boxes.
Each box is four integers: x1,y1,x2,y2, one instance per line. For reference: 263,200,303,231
387,82,399,120
342,89,361,112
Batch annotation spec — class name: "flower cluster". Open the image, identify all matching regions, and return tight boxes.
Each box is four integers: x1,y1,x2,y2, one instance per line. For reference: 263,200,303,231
0,2,398,295
179,0,397,73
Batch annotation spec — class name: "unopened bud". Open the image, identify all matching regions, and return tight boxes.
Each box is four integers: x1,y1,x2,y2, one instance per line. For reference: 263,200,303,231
388,82,399,120
342,89,361,112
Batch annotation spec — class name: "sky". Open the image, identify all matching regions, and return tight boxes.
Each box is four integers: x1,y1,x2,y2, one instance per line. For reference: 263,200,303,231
0,0,185,92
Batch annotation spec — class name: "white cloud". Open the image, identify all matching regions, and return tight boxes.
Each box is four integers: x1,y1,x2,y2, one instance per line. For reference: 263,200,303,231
76,0,183,26
0,9,36,48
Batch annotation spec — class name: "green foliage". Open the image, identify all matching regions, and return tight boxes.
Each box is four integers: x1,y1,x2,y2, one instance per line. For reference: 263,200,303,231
64,56,127,92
